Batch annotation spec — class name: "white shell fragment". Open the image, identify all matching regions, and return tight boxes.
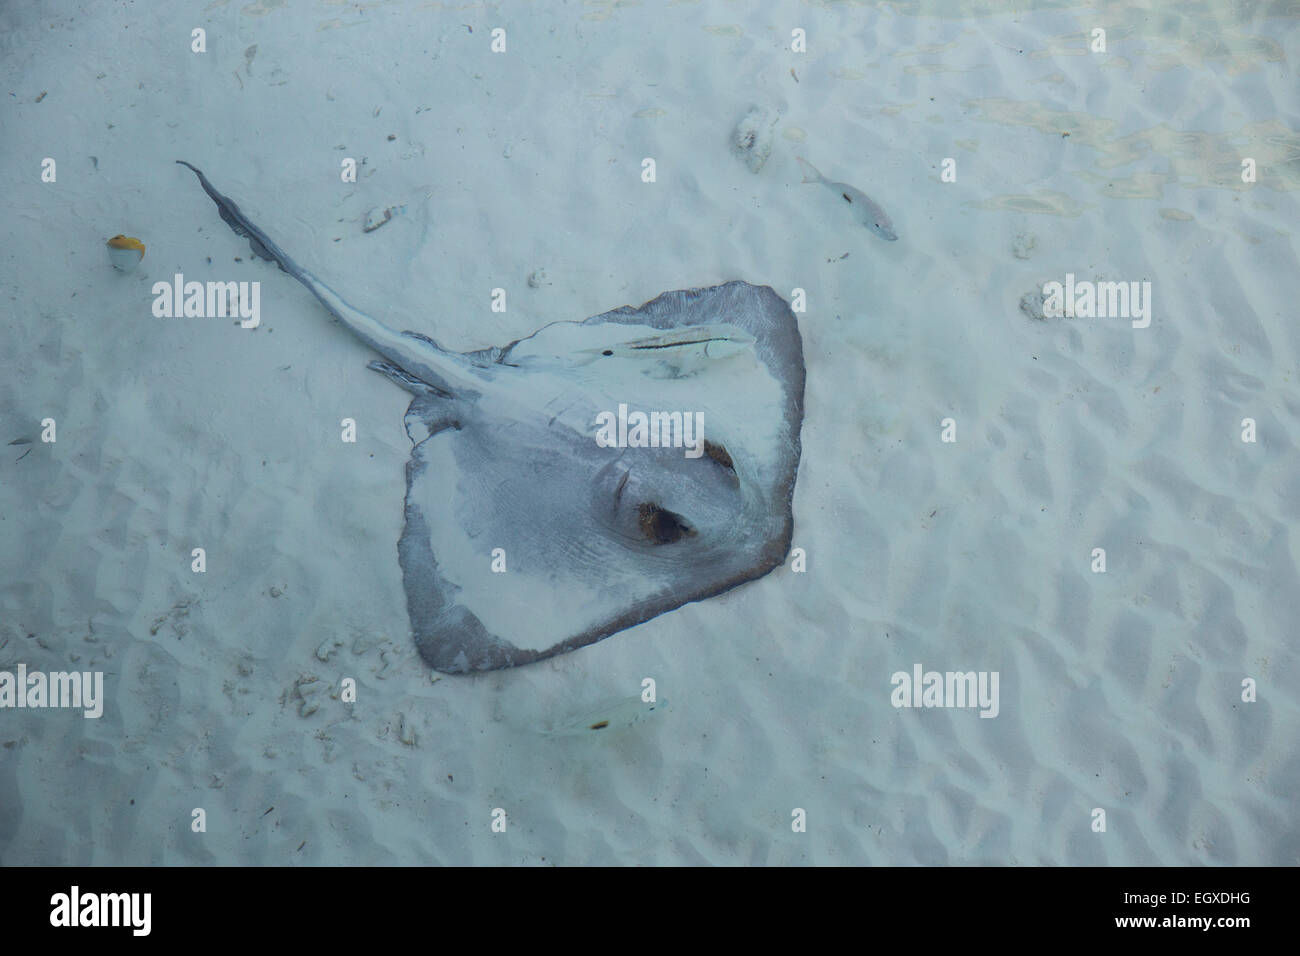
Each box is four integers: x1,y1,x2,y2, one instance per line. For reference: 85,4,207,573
363,205,403,233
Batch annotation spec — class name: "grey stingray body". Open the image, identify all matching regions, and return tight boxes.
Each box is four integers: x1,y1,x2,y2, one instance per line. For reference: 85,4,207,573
179,161,805,673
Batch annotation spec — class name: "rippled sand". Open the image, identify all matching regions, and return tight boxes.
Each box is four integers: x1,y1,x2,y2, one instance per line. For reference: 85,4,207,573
1,0,1297,865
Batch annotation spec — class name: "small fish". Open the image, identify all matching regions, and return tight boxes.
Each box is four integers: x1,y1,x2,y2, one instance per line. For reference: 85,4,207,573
796,157,897,241
580,324,754,368
540,695,669,737
510,320,754,373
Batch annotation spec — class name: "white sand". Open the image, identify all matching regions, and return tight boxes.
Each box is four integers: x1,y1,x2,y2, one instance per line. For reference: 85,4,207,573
2,0,1298,865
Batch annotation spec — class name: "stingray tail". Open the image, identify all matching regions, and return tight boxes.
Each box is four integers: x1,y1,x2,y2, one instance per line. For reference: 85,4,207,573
176,161,296,273
177,160,474,397
367,360,451,399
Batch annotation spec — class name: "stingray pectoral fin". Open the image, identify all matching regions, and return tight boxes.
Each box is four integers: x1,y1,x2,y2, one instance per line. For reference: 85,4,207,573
400,281,803,675
398,500,541,673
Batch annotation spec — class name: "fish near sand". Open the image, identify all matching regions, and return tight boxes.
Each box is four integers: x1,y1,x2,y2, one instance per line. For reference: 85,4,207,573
177,161,805,674
540,694,669,737
796,157,898,241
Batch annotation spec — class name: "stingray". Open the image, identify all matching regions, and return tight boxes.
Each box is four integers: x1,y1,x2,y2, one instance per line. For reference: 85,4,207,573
177,161,805,673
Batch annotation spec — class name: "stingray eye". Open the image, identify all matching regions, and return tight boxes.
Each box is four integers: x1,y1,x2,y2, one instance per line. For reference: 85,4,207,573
602,349,613,356
637,502,696,544
704,440,734,471
703,440,739,485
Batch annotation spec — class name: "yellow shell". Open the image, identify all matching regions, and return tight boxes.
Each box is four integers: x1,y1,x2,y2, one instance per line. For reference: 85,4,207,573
106,235,145,272
106,235,145,252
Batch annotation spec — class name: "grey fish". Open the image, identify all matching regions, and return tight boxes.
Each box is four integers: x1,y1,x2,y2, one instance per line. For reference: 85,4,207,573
177,161,805,673
796,156,898,241
540,694,669,737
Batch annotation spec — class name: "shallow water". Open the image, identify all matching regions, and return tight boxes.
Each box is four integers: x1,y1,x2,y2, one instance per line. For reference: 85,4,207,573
1,0,1297,865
